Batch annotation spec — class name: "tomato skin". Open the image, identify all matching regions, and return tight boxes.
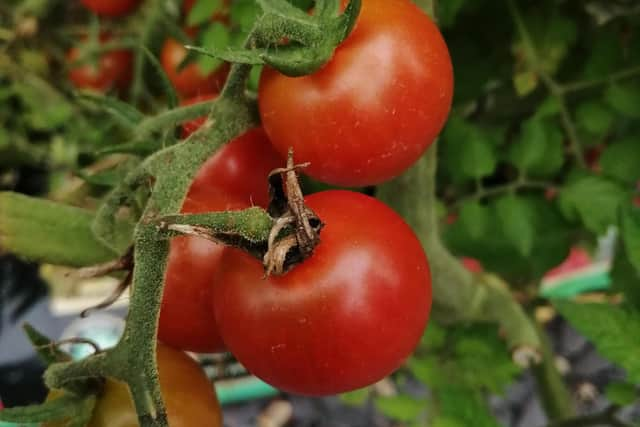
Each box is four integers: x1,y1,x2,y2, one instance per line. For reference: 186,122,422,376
80,0,141,17
67,34,133,92
46,343,222,427
180,93,218,139
258,0,453,186
161,38,228,99
158,129,282,353
213,190,432,395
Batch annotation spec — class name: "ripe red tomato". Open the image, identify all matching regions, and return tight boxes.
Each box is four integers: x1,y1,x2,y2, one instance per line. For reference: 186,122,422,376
258,0,453,186
213,190,432,395
45,342,222,427
159,129,283,352
180,93,218,139
80,0,141,17
67,34,133,92
161,38,229,99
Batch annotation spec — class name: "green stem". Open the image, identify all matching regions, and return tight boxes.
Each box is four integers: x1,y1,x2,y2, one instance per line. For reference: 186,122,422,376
543,405,631,427
561,65,640,93
531,319,576,422
452,179,552,208
377,144,541,357
134,100,218,137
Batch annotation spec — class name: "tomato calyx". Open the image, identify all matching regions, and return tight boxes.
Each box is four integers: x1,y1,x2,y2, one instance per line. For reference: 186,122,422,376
264,149,323,275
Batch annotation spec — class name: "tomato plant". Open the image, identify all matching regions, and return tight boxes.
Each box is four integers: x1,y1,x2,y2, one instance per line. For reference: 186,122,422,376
161,37,228,99
45,342,222,427
158,128,283,352
213,190,432,395
180,93,218,138
67,34,133,93
80,0,141,17
258,0,453,186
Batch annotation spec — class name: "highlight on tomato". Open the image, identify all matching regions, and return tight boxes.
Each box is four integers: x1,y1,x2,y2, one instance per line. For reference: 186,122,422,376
258,0,454,186
158,128,283,353
213,190,432,395
67,33,133,93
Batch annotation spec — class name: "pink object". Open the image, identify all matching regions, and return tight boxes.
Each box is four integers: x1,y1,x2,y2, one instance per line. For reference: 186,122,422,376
461,257,483,273
544,247,592,280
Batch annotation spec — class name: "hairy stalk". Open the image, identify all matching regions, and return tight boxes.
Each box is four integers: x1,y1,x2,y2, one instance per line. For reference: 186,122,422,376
531,320,576,422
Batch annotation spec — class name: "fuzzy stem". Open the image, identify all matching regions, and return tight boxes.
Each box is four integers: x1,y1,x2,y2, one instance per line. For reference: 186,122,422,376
377,144,541,357
531,319,576,422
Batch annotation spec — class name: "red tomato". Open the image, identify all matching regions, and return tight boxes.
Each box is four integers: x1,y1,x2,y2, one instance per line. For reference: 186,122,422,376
180,93,218,139
161,38,229,99
188,127,284,208
258,0,453,186
213,190,432,395
67,34,133,92
159,129,283,352
80,0,141,17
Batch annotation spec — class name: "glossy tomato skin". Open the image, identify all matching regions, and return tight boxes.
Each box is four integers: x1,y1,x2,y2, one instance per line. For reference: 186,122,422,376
159,129,282,352
161,38,229,99
258,0,453,186
81,0,141,17
45,343,222,427
188,127,284,207
180,93,218,139
67,34,133,92
213,190,432,395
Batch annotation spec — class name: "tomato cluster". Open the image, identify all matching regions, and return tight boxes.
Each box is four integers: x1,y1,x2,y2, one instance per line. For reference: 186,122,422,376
154,0,450,397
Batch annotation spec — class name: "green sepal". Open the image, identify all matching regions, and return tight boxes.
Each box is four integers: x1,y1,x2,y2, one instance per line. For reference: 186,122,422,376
0,192,129,267
138,44,178,109
0,394,95,424
23,323,72,366
76,92,144,129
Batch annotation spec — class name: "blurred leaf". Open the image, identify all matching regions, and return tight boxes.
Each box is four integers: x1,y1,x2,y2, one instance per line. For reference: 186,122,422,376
581,29,624,80
576,101,614,135
340,387,370,406
198,22,231,74
605,381,637,406
230,0,262,33
420,321,447,350
535,96,561,118
443,117,497,181
459,201,488,239
513,70,538,97
605,83,640,118
558,175,628,235
436,387,502,427
78,92,144,128
374,395,426,422
555,302,640,383
187,0,223,26
600,138,640,185
438,0,467,28
620,205,640,274
507,119,563,176
609,241,640,311
495,196,535,257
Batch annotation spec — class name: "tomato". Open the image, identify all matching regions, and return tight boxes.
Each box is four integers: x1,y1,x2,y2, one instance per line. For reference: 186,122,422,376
161,38,229,99
213,190,431,395
180,93,218,139
158,129,283,352
45,343,222,427
67,34,133,92
258,0,453,186
80,0,141,17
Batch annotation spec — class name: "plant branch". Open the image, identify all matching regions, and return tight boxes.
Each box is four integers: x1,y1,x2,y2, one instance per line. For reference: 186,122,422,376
542,405,632,427
452,179,553,208
561,65,640,93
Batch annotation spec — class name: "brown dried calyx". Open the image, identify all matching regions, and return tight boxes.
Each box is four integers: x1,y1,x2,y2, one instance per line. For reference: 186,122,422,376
263,149,323,276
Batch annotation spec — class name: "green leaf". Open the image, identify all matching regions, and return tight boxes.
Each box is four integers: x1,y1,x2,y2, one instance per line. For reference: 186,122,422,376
187,0,223,26
23,323,72,365
513,70,538,97
507,119,564,176
555,302,640,383
535,96,561,119
340,387,370,406
605,381,637,406
558,175,628,234
374,395,426,422
230,0,262,32
609,240,640,311
600,138,640,185
442,117,497,181
605,83,640,118
138,45,178,109
495,196,534,257
620,205,640,274
419,322,447,350
0,394,94,424
581,29,624,80
197,22,231,74
77,92,144,128
459,201,489,239
437,0,467,28
576,101,614,135
436,387,502,427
